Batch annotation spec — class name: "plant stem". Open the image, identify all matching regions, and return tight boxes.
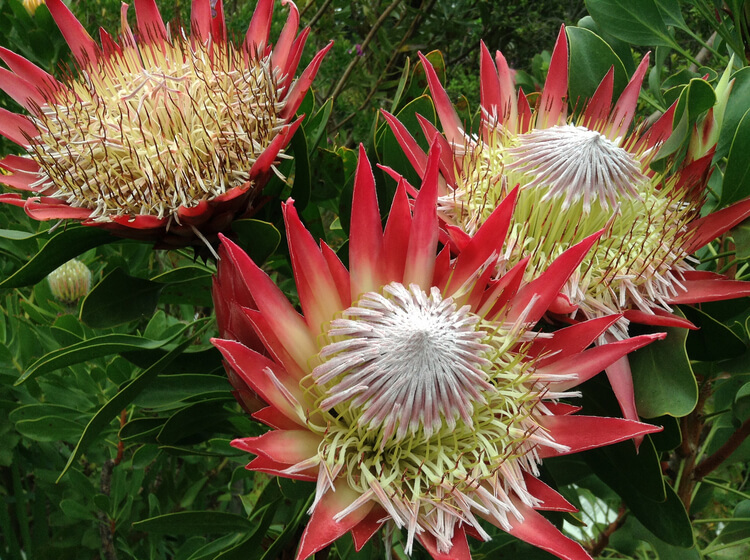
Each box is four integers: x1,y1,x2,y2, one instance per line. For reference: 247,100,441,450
694,418,750,480
97,459,118,560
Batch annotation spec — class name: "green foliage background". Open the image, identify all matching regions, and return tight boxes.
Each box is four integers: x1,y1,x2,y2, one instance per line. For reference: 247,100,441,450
1,0,750,559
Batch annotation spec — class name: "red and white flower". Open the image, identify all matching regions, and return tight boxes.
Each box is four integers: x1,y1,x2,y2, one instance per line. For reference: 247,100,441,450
212,144,662,559
384,27,750,425
0,0,331,249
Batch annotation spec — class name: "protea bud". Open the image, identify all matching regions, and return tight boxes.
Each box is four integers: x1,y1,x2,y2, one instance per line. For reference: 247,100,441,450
47,258,91,303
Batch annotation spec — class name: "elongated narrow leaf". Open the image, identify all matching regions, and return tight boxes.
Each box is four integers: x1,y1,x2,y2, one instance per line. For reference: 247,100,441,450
719,108,750,208
290,127,311,211
132,511,253,534
16,334,171,385
80,268,163,328
0,226,115,289
56,320,210,481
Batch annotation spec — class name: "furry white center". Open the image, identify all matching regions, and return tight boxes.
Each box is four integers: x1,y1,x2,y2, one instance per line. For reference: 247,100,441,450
312,282,493,442
506,124,648,212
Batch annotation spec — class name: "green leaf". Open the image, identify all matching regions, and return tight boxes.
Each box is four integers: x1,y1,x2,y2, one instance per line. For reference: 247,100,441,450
585,0,679,48
132,511,253,534
654,0,688,30
675,78,716,126
9,403,85,423
156,399,232,445
566,27,629,107
304,97,333,152
577,15,636,74
719,108,750,208
614,515,700,560
58,499,96,522
734,382,750,422
119,417,164,443
681,305,746,361
0,227,115,289
289,126,311,211
717,68,750,161
15,416,84,442
133,374,231,408
734,217,750,261
0,229,37,241
629,317,698,418
230,219,281,266
16,333,171,385
80,268,163,328
56,320,210,481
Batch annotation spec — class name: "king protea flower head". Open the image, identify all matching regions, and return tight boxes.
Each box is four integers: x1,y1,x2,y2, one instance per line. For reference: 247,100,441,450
384,27,750,425
0,0,331,249
211,144,662,559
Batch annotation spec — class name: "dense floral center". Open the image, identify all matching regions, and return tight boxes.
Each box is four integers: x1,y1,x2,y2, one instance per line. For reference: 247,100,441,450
441,126,700,335
302,284,573,552
313,283,493,441
505,125,647,211
27,35,285,222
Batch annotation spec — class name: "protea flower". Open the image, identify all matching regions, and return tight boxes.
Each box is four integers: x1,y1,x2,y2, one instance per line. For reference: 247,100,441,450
211,145,662,559
0,0,331,249
384,27,750,425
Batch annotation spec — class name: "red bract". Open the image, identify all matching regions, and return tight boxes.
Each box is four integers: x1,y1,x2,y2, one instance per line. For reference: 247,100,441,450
384,27,750,427
0,0,331,249
212,144,662,559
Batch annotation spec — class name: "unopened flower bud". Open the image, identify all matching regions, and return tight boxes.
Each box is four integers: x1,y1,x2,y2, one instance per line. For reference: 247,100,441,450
47,259,91,303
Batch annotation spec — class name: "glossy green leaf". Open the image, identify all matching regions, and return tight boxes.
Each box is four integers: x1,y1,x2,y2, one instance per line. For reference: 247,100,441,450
629,318,698,418
14,416,84,442
585,0,679,48
654,0,688,30
577,15,636,74
717,68,750,161
133,374,231,408
9,403,84,423
57,320,210,481
734,382,750,422
80,268,163,328
289,127,311,211
675,78,716,126
304,97,333,152
230,219,281,266
681,305,746,361
119,418,164,443
156,399,232,445
734,219,750,260
0,229,37,241
16,333,171,385
566,27,628,107
0,227,115,289
583,437,665,501
719,108,750,208
132,511,253,534
613,516,700,560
